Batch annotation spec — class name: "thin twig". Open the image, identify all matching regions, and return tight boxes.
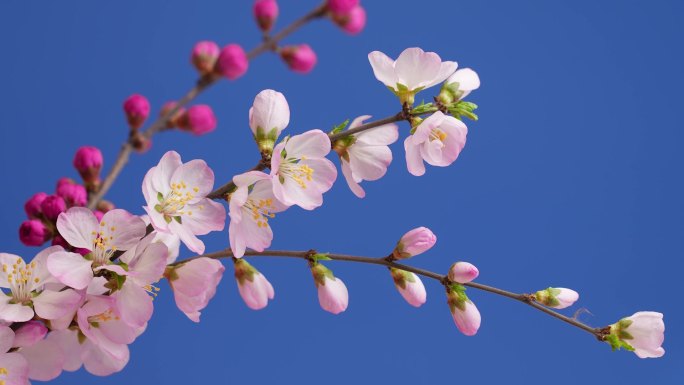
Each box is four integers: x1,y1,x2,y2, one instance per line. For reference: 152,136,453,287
87,2,328,209
169,248,601,338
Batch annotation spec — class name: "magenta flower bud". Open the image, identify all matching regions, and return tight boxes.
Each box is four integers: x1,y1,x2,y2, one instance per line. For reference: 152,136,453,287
12,321,48,348
160,101,186,128
56,183,87,207
326,0,359,14
332,5,366,35
40,195,67,221
215,44,249,80
393,226,437,259
191,40,220,75
448,261,479,284
254,0,279,32
280,44,317,73
51,234,68,248
178,105,217,136
73,146,103,188
123,94,151,130
24,192,48,219
19,219,50,246
56,177,76,190
534,287,579,309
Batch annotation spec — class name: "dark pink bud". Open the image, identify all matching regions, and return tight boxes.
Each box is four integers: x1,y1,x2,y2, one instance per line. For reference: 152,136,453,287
13,321,48,348
123,94,151,130
333,5,366,35
56,183,87,207
41,195,67,221
73,146,103,189
56,177,76,190
280,44,317,73
19,220,50,246
254,0,279,32
326,0,359,14
215,44,249,80
160,101,186,128
75,248,91,256
191,41,220,75
131,132,152,153
24,192,48,219
51,234,68,248
179,105,217,136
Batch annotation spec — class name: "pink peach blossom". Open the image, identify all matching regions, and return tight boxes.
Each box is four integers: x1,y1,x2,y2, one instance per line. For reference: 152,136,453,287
404,111,467,176
142,215,181,263
47,328,130,376
166,257,225,322
0,247,81,323
234,258,275,310
390,268,426,307
0,326,29,385
335,115,398,198
271,130,337,210
311,263,348,314
229,171,289,258
17,337,65,381
143,151,226,254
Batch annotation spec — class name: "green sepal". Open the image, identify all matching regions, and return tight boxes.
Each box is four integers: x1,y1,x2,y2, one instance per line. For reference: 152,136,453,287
331,119,350,134
310,262,335,286
411,102,437,115
390,268,416,290
446,283,469,312
234,258,258,285
605,334,635,352
311,253,332,262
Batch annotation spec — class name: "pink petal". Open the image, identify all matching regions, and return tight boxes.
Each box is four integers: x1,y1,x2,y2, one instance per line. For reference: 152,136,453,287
82,341,129,376
0,253,23,288
285,129,331,159
101,209,147,251
368,51,398,89
170,159,215,201
341,160,365,198
318,277,349,315
115,283,153,328
426,60,458,88
394,47,441,90
180,198,226,236
169,221,205,254
0,325,15,352
47,251,93,290
397,273,427,307
56,207,98,250
0,300,34,323
151,151,182,195
33,289,82,320
19,338,65,381
0,352,29,384
447,68,481,95
404,137,425,176
452,300,481,336
355,122,399,146
46,330,82,372
348,145,392,181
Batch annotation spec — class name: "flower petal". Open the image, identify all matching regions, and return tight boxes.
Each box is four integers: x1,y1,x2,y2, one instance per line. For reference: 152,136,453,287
170,159,215,201
56,207,98,250
47,251,93,290
33,289,82,320
368,51,398,89
100,209,147,251
341,160,365,198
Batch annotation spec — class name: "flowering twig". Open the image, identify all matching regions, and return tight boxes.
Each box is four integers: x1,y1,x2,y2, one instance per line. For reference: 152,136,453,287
170,248,602,338
87,2,328,210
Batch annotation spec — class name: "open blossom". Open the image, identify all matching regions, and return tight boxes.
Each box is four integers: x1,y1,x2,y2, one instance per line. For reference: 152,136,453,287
533,287,579,309
142,215,181,263
165,257,225,322
390,268,426,307
404,111,467,176
0,326,29,385
229,171,289,258
448,262,479,284
0,247,81,323
271,130,337,210
609,312,665,358
113,235,168,328
393,226,436,259
48,328,130,376
447,287,481,336
311,263,348,314
249,89,290,154
143,151,226,254
234,259,274,310
368,47,457,104
334,115,398,198
48,208,146,290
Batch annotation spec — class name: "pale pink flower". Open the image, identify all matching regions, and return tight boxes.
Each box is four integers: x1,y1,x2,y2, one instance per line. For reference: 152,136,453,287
191,41,220,75
48,208,146,289
0,247,81,323
311,263,348,314
12,321,47,348
280,44,317,73
113,235,168,328
390,268,426,307
229,171,289,258
166,257,225,322
17,337,65,381
611,311,665,358
142,215,181,263
143,151,226,254
0,326,29,385
234,258,275,310
368,48,457,104
48,325,130,376
254,0,279,32
448,262,479,284
447,287,481,336
445,68,481,100
249,89,290,154
404,111,467,176
533,287,579,309
271,130,337,210
393,226,436,259
334,115,398,198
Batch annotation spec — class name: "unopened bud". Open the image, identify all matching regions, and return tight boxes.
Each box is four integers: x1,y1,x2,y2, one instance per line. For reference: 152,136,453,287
191,41,220,75
19,219,50,246
73,146,103,190
326,0,359,15
280,44,317,74
234,259,275,310
178,105,217,136
311,263,348,314
448,261,479,284
393,226,436,259
56,182,87,207
254,0,279,32
123,94,151,130
533,287,579,309
332,5,366,35
390,268,426,307
215,44,249,80
41,195,67,222
24,192,48,219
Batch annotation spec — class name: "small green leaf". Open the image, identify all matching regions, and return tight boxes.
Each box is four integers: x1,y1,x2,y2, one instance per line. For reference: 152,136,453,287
331,119,350,134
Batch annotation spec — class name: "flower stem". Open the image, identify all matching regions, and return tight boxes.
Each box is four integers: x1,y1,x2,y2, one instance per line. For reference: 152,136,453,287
87,2,329,210
170,248,602,338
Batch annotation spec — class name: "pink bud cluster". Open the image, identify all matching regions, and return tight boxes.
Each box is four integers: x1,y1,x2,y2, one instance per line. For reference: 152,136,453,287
327,0,367,35
190,40,248,80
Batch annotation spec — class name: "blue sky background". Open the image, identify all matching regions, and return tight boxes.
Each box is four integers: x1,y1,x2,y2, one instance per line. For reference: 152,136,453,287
0,1,682,384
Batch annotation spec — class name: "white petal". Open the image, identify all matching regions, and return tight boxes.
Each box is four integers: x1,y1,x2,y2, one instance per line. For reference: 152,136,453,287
56,207,97,250
368,51,398,89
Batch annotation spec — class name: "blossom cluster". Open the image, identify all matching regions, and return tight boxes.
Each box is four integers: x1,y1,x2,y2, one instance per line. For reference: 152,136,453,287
1,0,666,383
